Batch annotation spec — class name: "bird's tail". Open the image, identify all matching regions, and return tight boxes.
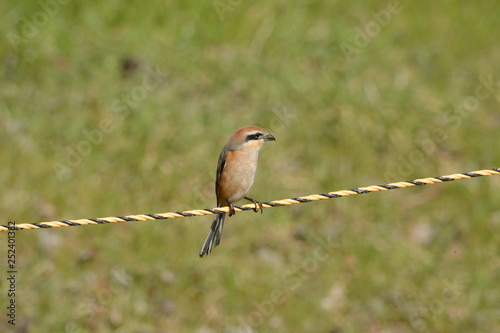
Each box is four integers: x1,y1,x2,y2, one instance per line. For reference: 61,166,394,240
199,212,226,257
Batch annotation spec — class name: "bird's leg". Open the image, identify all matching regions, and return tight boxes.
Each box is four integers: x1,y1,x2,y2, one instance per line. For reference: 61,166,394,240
244,196,263,214
227,201,236,217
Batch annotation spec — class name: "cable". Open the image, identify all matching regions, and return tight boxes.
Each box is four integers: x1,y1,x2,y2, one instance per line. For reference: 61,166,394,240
2,168,498,232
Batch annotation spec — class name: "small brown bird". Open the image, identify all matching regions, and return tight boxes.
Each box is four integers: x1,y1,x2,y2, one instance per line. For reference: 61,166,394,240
199,126,276,257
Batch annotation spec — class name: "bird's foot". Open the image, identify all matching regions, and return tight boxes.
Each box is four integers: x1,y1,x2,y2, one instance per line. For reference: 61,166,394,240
228,203,236,217
245,196,263,214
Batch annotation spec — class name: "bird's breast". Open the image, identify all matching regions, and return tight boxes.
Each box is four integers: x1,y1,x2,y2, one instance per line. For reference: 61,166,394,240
217,150,259,204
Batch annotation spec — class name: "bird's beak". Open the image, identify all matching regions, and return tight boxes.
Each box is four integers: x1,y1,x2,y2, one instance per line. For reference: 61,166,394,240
264,134,276,142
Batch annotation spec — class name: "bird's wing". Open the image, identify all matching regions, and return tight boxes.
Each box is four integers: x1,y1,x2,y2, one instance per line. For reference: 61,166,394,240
215,147,229,201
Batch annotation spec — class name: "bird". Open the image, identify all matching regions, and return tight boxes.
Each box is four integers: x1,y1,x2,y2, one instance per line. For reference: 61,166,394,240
199,125,276,257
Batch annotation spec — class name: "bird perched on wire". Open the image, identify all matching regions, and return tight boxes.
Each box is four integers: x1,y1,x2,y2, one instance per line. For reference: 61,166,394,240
199,125,276,257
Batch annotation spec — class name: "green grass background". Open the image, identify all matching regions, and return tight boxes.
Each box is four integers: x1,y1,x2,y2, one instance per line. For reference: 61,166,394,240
1,0,499,332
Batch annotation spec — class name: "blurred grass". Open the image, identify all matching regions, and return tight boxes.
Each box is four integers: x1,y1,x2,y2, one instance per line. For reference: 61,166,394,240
1,0,499,332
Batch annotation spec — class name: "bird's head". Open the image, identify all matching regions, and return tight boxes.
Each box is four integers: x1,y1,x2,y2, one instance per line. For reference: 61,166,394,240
227,125,276,151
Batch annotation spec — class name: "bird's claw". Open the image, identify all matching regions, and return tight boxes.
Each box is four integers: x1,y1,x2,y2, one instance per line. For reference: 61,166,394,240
245,197,263,214
228,203,236,217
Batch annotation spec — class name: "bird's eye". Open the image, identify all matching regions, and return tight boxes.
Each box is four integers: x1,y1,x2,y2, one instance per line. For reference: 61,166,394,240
247,132,262,140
